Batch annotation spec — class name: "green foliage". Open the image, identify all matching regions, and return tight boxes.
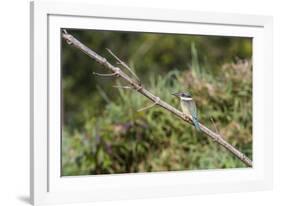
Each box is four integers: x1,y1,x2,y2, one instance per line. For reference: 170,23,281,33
62,30,252,176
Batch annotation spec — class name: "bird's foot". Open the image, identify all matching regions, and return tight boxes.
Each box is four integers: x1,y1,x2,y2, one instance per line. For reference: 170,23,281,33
183,114,189,120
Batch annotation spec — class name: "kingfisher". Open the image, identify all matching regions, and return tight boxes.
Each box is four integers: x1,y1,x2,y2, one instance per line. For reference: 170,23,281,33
172,92,200,131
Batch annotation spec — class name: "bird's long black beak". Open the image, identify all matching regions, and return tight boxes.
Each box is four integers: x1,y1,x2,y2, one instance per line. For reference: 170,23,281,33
172,92,180,97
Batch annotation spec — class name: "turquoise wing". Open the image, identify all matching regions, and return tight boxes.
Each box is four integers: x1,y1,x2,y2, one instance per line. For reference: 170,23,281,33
186,101,200,131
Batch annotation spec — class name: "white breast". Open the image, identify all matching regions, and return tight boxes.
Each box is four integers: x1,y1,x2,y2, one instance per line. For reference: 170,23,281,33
180,101,191,116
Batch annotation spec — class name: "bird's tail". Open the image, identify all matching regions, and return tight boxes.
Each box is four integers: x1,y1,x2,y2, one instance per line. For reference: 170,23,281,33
192,116,201,131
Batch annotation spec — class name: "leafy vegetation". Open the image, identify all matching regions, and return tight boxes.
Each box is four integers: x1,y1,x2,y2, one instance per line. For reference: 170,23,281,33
62,29,252,176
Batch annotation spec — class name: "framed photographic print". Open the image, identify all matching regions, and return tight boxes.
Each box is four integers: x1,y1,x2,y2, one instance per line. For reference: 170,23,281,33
30,0,273,205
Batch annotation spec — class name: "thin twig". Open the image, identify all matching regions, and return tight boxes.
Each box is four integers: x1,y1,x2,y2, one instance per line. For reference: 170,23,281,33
112,85,133,89
210,116,219,135
62,31,252,167
92,67,121,77
93,72,117,77
137,97,160,112
106,48,140,82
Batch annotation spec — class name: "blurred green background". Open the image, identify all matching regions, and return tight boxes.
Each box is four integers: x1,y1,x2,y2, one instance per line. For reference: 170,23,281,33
62,29,252,176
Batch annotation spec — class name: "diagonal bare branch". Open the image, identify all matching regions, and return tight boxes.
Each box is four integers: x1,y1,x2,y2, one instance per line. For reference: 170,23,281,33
62,31,252,167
